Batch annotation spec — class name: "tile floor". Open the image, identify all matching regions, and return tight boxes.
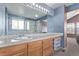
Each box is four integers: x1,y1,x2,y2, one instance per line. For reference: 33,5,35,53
54,37,79,56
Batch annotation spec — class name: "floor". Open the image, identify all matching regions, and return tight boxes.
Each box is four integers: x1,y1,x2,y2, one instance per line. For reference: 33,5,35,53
54,37,79,56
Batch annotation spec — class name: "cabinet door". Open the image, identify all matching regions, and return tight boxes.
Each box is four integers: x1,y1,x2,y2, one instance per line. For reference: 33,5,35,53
28,40,42,56
24,44,27,56
0,43,26,56
43,47,53,56
0,48,9,56
43,38,54,56
13,52,25,56
8,44,25,56
28,47,42,56
43,38,52,49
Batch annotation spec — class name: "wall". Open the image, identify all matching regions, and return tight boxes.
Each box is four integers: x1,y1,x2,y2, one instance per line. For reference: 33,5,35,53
47,6,64,47
67,14,78,23
47,6,64,33
36,6,65,47
0,4,6,35
67,3,79,12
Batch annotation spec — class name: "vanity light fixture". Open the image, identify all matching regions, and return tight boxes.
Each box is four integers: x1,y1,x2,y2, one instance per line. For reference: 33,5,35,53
35,4,39,8
43,8,46,11
45,9,48,12
26,3,30,6
40,6,43,10
39,5,41,8
35,14,38,17
32,3,35,6
24,3,49,14
47,10,49,13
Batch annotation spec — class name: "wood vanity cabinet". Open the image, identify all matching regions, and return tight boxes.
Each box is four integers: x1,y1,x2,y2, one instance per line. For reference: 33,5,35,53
24,43,28,56
27,40,42,56
0,36,56,56
0,43,26,56
42,37,54,56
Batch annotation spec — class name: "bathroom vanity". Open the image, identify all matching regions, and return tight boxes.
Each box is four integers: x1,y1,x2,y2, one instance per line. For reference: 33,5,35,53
0,33,63,56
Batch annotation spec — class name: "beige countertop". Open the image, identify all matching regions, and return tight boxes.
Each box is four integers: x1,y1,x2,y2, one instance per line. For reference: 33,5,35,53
0,33,63,48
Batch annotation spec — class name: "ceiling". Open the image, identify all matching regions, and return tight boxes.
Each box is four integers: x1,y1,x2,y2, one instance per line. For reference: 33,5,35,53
46,3,74,9
4,3,75,20
46,3,63,9
4,3,47,20
67,9,79,20
46,3,76,20
65,3,74,7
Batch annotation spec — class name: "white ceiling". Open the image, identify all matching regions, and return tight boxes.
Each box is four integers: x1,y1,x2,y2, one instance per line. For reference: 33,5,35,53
67,10,77,20
4,3,46,19
4,3,75,20
65,3,74,7
46,3,76,20
46,3,63,9
46,3,74,9
67,9,79,20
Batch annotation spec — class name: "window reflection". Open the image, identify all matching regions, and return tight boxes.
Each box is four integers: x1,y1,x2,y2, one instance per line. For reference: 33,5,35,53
76,22,79,34
12,20,18,29
67,23,75,34
27,21,30,30
12,18,24,30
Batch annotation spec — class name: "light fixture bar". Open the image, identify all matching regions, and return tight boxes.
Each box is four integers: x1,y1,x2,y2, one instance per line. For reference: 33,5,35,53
24,3,49,14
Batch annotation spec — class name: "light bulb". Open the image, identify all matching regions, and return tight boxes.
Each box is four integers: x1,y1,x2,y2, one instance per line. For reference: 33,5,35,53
35,14,38,17
41,7,43,10
32,3,35,5
39,5,41,8
36,4,38,8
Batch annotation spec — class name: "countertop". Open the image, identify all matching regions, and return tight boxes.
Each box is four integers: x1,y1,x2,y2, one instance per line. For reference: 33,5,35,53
0,33,63,48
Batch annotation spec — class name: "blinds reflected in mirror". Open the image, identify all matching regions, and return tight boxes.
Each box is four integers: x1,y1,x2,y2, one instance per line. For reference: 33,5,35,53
12,17,24,30
27,21,30,30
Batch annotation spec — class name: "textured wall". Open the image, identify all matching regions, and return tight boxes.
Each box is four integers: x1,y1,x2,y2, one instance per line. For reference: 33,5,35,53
47,6,64,47
67,3,79,12
47,6,64,33
0,4,6,35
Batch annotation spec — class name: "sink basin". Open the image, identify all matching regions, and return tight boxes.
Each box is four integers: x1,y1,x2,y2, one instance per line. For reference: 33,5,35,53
0,41,4,44
10,36,33,43
16,37,32,40
11,39,20,42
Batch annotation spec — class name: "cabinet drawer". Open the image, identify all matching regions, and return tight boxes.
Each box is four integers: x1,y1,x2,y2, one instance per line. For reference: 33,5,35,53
28,40,42,49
